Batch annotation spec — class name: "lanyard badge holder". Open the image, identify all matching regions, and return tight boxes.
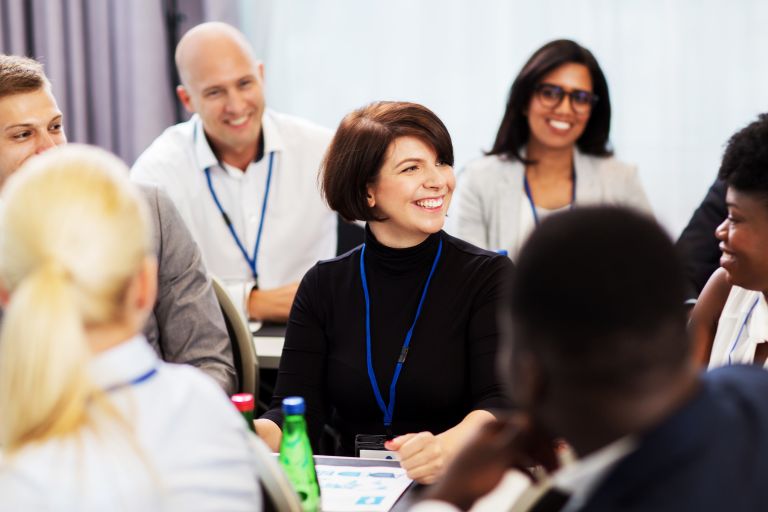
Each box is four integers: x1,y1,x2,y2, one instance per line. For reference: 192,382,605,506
204,152,275,290
355,239,443,459
355,434,396,460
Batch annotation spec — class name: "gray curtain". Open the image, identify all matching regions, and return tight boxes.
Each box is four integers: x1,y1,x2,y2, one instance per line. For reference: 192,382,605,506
0,0,239,164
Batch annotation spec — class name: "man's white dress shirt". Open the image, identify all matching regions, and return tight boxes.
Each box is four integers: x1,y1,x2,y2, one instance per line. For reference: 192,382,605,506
0,335,262,511
132,109,337,314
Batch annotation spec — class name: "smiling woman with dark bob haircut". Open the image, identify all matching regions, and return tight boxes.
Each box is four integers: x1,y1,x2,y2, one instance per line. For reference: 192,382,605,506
257,101,512,485
451,39,653,260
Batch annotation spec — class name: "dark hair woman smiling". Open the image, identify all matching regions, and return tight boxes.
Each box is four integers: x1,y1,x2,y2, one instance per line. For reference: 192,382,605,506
451,39,653,260
256,101,512,484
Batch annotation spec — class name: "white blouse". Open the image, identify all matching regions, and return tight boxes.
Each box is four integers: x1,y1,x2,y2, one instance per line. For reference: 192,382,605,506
0,335,262,511
709,286,768,368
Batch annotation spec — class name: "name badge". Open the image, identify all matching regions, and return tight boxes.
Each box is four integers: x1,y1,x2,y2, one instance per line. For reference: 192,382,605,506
359,449,399,461
355,434,399,460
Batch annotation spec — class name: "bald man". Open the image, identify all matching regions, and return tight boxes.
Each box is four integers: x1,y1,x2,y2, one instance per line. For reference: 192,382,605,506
132,22,336,322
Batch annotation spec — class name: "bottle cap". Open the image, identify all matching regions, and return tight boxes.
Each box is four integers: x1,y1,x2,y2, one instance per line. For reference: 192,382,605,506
282,396,305,415
231,393,255,412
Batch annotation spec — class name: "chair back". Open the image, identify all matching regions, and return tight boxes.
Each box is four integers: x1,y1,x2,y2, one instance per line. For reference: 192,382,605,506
210,276,258,396
336,214,365,255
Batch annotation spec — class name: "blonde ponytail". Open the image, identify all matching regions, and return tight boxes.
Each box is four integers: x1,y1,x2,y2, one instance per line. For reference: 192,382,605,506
0,263,92,450
0,144,152,453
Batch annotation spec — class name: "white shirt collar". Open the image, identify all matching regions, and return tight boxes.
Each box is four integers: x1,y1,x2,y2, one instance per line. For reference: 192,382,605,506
90,334,160,391
192,109,285,174
552,436,636,511
748,293,768,342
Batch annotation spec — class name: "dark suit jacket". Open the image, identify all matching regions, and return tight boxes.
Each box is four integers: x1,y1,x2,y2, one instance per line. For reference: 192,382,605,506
676,179,727,299
140,185,236,394
582,365,768,511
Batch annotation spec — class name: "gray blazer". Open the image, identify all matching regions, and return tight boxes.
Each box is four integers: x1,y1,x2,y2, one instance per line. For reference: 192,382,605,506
449,150,653,260
140,185,237,394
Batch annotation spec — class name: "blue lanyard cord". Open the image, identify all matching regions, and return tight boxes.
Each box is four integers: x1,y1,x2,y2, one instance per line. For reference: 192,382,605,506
204,152,275,284
360,239,443,428
523,165,577,226
104,367,158,394
727,296,761,365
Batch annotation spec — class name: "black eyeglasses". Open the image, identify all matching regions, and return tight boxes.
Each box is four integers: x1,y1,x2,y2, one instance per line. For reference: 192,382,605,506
534,83,598,114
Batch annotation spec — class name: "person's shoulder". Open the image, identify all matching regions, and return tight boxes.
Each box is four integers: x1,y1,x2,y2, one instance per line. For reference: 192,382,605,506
459,154,521,196
462,154,517,176
268,109,334,144
705,365,768,413
132,119,196,171
134,182,159,201
580,151,637,178
441,231,513,270
314,246,361,276
154,362,237,419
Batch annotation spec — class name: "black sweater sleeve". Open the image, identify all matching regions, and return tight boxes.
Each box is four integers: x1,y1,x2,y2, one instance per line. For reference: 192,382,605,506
466,254,514,412
260,265,329,443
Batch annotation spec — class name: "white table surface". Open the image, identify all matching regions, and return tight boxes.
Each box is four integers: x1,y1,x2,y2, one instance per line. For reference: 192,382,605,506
251,321,285,370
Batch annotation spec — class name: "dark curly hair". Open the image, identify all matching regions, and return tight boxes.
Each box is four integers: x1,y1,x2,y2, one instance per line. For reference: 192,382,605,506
718,113,768,203
488,39,613,165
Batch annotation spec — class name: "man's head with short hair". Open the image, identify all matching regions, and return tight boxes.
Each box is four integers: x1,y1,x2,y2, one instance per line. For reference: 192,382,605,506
0,55,49,99
174,22,265,169
0,54,65,186
715,114,768,292
501,206,694,454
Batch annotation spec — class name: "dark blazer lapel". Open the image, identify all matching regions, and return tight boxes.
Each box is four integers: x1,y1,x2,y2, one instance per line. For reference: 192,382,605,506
580,380,712,510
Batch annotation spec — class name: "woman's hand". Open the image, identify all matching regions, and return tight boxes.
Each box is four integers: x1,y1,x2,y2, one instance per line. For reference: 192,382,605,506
385,432,446,484
254,418,282,452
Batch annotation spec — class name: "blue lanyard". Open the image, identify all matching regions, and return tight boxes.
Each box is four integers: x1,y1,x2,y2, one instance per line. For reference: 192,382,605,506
523,165,577,226
204,152,274,286
359,238,443,428
727,296,761,365
104,367,158,394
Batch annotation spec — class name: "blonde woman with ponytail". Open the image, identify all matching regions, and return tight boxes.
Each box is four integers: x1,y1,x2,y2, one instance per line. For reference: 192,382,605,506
0,145,261,511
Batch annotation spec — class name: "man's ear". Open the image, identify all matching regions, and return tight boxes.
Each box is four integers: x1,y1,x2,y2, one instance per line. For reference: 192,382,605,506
135,256,158,314
501,336,546,411
257,61,265,82
176,85,195,114
0,282,10,308
515,350,546,406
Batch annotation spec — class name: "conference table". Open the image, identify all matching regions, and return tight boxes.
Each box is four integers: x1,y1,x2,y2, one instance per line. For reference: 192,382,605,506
314,455,419,512
251,321,286,370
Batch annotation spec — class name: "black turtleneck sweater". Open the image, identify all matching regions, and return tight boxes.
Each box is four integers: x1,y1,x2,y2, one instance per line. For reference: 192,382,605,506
261,227,513,455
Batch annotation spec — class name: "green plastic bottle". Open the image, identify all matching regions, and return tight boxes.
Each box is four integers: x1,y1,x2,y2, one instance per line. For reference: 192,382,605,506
278,396,322,512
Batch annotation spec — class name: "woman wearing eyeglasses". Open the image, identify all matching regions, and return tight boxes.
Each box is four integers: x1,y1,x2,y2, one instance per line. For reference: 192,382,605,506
451,39,652,259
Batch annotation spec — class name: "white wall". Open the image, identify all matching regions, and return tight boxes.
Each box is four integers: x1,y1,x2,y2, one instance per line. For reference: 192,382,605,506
240,0,768,237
